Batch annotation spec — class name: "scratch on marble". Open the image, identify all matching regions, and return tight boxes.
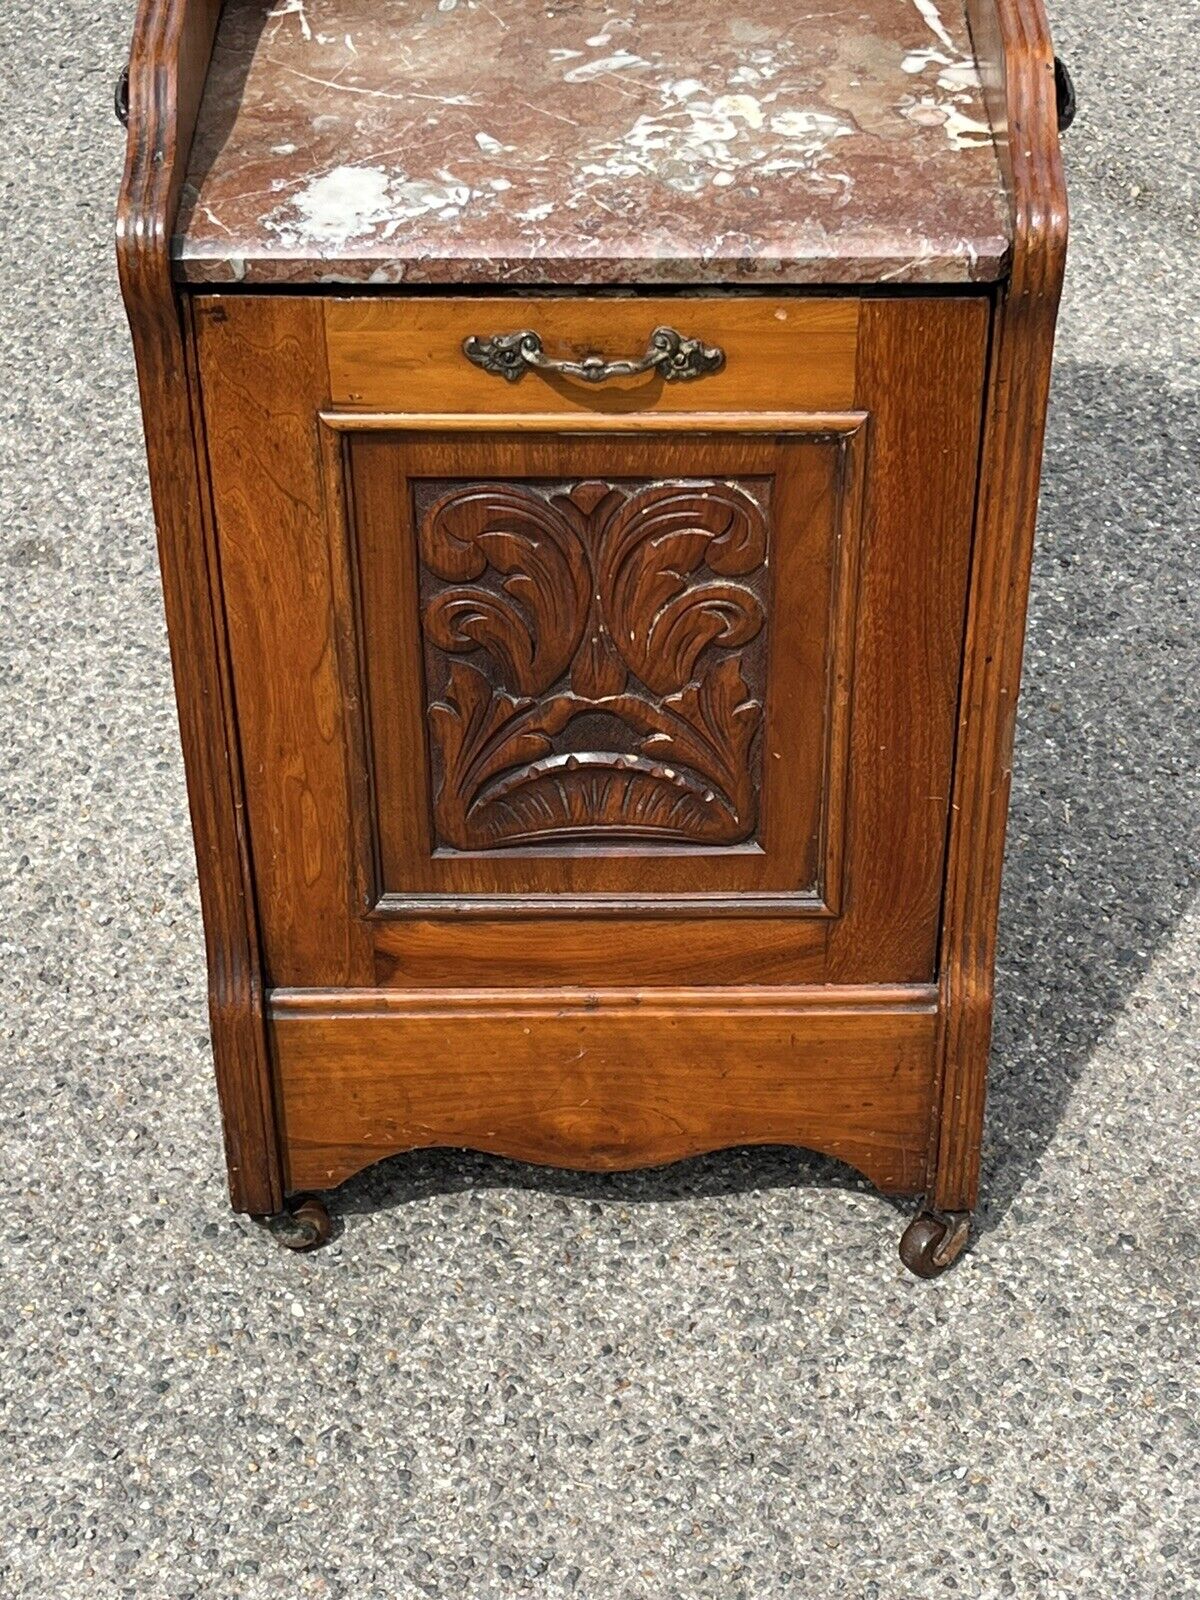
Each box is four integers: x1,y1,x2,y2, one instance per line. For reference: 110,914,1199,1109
268,0,312,41
564,51,652,83
201,203,235,237
275,62,480,108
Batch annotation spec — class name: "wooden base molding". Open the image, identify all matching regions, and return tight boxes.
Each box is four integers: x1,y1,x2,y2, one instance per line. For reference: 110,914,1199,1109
271,986,937,1195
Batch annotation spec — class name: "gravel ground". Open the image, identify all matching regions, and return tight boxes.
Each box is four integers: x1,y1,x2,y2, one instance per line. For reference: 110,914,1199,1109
2,2,1198,1596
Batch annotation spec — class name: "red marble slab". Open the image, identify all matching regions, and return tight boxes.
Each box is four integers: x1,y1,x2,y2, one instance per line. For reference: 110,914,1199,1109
173,0,1012,287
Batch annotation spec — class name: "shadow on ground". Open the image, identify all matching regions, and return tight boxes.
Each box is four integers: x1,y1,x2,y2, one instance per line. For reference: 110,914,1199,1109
331,359,1199,1237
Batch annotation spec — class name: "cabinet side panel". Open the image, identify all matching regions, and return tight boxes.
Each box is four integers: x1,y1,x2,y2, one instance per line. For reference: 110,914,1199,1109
115,0,282,1215
932,0,1068,1211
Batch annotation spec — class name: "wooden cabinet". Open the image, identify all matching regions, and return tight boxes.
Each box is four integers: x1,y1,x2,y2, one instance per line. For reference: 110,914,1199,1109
117,0,1067,1273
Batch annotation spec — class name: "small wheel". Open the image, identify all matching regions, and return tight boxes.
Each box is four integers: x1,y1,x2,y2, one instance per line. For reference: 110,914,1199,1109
264,1195,333,1252
899,1209,970,1279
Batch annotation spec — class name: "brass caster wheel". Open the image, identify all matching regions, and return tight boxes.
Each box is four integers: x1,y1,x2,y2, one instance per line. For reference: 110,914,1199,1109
263,1195,332,1252
899,1208,970,1279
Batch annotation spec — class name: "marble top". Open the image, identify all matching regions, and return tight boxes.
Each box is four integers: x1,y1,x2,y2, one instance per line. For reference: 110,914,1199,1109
174,0,1012,287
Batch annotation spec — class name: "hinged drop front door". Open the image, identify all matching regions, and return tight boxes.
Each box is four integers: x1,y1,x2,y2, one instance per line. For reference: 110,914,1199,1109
195,295,988,993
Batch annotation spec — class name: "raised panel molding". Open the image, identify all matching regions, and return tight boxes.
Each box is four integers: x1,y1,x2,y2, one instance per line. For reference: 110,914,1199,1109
320,415,867,919
417,477,771,852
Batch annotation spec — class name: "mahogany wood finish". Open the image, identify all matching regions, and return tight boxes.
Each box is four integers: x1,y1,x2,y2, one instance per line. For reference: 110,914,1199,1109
115,0,280,1213
324,298,860,415
271,987,938,1195
193,294,986,989
415,474,772,853
933,0,1070,1213
342,422,865,912
117,0,1066,1271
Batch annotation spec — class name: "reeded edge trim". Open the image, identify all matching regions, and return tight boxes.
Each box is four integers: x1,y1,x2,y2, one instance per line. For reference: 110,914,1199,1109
115,0,283,1215
930,0,1069,1211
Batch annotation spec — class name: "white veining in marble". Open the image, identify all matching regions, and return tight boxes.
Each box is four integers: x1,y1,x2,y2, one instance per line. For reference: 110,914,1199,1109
175,0,1012,286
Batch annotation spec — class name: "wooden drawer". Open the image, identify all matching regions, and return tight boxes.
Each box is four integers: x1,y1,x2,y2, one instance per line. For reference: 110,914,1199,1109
324,297,859,416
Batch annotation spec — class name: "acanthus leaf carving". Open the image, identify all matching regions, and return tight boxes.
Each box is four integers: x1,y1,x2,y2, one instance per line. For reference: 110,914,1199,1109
418,477,770,851
600,482,767,696
421,485,590,695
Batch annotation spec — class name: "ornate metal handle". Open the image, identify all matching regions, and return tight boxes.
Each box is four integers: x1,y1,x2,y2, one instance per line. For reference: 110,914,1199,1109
463,326,725,385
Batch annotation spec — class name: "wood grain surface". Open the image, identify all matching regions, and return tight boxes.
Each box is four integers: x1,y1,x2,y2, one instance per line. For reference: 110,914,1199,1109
325,298,859,415
116,0,282,1213
272,986,937,1194
931,0,1069,1210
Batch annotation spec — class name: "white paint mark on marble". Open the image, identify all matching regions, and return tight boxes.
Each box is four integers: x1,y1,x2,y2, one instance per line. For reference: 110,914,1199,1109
901,97,992,148
263,162,489,247
271,142,298,155
712,93,765,130
768,110,850,142
939,105,993,149
910,0,956,54
937,61,982,92
902,46,950,74
273,164,395,245
898,11,991,152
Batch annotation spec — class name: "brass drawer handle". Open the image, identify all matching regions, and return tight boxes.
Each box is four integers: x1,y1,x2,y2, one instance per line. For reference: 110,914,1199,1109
462,325,725,385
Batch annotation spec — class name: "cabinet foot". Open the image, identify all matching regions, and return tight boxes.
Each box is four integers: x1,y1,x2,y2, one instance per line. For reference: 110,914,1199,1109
261,1195,332,1252
898,1206,970,1279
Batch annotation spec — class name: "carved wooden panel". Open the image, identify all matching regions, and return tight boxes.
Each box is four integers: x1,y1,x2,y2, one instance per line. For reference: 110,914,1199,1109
416,477,771,853
338,424,865,914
